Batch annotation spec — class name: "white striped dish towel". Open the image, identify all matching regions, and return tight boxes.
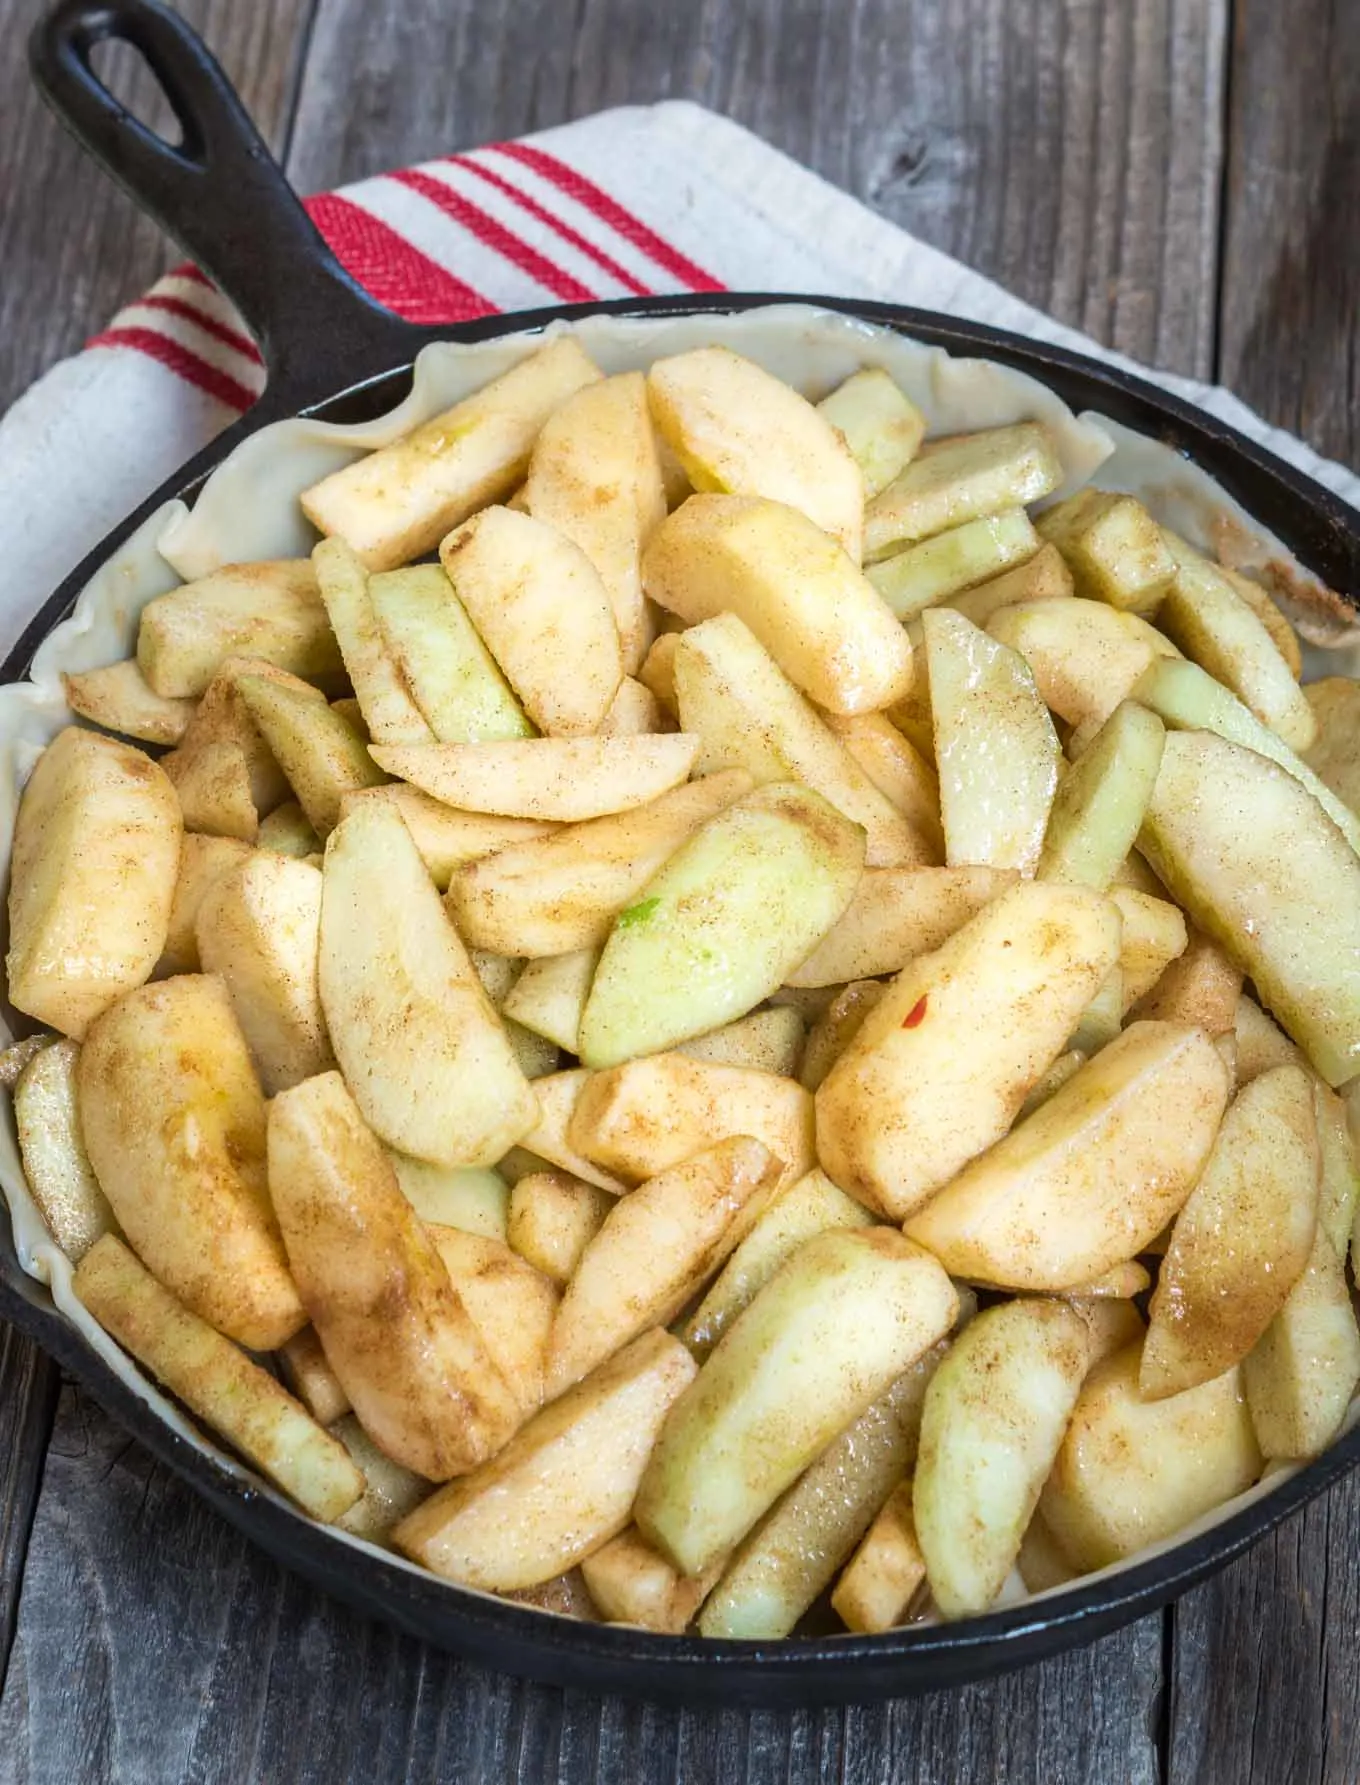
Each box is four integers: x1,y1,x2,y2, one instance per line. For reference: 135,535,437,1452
2,99,1357,662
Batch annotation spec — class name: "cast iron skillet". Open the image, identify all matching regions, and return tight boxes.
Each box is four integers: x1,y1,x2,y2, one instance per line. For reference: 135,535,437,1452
4,0,1358,1709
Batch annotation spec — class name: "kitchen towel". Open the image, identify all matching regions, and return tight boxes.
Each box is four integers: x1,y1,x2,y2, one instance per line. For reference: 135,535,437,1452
3,97,1358,657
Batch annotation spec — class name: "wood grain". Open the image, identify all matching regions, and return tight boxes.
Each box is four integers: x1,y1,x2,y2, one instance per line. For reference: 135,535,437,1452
287,0,1226,375
0,1325,57,1692
0,1387,1162,1785
1215,0,1359,465
0,0,317,414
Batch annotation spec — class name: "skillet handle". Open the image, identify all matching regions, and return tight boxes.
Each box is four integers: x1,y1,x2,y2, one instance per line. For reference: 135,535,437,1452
29,0,418,415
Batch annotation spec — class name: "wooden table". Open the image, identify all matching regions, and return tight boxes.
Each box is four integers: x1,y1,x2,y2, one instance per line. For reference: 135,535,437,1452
0,0,1356,1777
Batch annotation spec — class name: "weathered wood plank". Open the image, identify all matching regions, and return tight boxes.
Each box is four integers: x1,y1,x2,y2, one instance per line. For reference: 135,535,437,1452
0,1388,1162,1785
286,0,1225,376
0,0,317,415
1166,6,1360,1779
0,1323,58,1693
1215,0,1359,466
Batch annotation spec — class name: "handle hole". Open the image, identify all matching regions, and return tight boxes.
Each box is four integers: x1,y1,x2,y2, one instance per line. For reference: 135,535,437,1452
89,37,184,150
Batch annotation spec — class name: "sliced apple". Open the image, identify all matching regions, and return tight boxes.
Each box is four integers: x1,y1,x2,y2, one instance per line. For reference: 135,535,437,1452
905,1021,1230,1290
819,711,943,855
864,423,1062,562
1244,1229,1360,1460
337,784,554,889
830,1478,928,1634
817,367,925,498
393,1328,696,1590
62,658,195,746
673,613,931,866
1039,1345,1261,1571
914,1298,1090,1616
370,735,699,823
642,494,913,714
448,769,751,957
439,505,621,736
647,347,863,559
1035,489,1175,614
1037,701,1165,890
799,980,888,1092
678,1006,805,1077
13,1038,117,1262
635,1229,957,1577
1302,677,1360,821
524,370,666,673
1131,929,1243,1036
319,797,536,1166
1141,729,1360,1086
236,672,385,838
567,1052,814,1192
945,542,1074,627
78,975,304,1349
925,607,1059,876
816,882,1120,1220
868,509,1039,621
988,597,1170,731
1141,1064,1319,1398
506,1170,615,1285
137,559,342,698
1158,530,1315,751
7,728,182,1037
312,536,433,746
786,864,1016,986
300,337,602,570
577,782,864,1067
680,1166,875,1358
545,1135,781,1395
367,562,534,743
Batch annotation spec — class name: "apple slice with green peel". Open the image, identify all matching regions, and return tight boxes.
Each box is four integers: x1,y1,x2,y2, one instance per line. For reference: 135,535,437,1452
1244,1229,1360,1460
1035,489,1175,614
1037,700,1165,889
524,371,666,675
1140,1064,1319,1399
236,672,386,838
319,798,536,1168
643,494,913,715
867,509,1039,621
1134,656,1360,856
367,563,533,743
905,1021,1231,1290
1302,676,1360,821
1156,531,1316,751
577,782,864,1067
681,1166,875,1359
1140,729,1360,1086
925,607,1060,876
634,1229,957,1578
312,537,433,746
816,882,1120,1221
1039,1345,1261,1571
448,768,752,957
864,422,1062,562
647,347,864,559
544,1136,782,1396
988,597,1173,730
913,1298,1090,1617
674,613,931,866
697,1353,944,1640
